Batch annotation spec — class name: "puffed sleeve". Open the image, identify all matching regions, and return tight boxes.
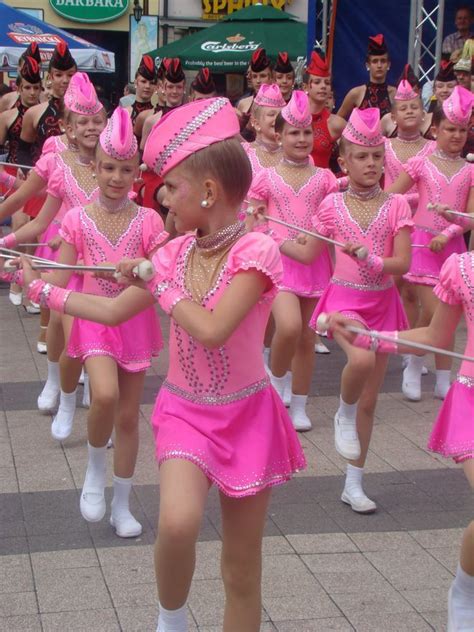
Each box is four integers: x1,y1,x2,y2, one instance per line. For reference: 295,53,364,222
59,207,83,257
404,156,425,182
41,136,58,155
148,235,193,298
33,152,56,182
247,169,270,202
312,194,336,237
46,166,64,200
324,169,339,195
389,194,414,235
226,232,282,300
433,254,463,305
141,207,168,255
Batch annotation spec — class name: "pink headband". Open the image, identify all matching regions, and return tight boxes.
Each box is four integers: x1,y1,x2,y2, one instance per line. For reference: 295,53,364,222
342,107,383,146
143,96,240,177
99,107,137,160
443,85,474,127
395,79,418,101
254,84,286,108
64,72,103,116
281,90,312,128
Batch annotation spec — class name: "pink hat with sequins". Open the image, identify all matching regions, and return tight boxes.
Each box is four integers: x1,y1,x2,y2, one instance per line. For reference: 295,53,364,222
395,79,418,101
64,72,103,115
342,107,383,146
254,84,286,108
443,85,474,126
281,90,312,128
143,96,240,176
99,107,137,160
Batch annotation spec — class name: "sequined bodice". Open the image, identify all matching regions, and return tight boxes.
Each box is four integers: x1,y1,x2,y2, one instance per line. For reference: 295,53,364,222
244,142,282,176
164,232,279,402
359,81,391,117
384,137,432,189
36,97,63,159
311,109,335,169
131,99,153,124
448,252,474,378
6,102,28,164
53,151,99,221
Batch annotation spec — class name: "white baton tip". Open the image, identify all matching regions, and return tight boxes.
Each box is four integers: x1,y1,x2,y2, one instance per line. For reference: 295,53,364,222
4,260,17,272
135,260,154,281
139,163,148,172
356,246,369,260
466,153,474,163
316,313,330,333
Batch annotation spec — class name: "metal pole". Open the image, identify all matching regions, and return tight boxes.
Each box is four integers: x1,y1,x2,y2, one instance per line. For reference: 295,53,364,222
307,0,317,59
434,0,445,75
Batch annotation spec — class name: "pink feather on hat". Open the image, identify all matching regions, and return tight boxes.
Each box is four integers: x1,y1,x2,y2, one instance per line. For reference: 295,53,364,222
442,85,474,127
342,107,383,146
143,96,240,177
395,79,418,101
99,107,138,160
63,72,103,116
281,90,312,128
254,84,286,108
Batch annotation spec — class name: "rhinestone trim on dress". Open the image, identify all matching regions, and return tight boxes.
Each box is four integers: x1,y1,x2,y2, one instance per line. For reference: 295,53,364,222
162,377,270,405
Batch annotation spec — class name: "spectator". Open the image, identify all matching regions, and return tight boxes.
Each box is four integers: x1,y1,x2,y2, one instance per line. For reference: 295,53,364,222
442,5,474,56
119,82,136,108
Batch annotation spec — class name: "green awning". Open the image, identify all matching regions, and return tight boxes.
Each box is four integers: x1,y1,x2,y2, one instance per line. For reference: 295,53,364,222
146,4,306,73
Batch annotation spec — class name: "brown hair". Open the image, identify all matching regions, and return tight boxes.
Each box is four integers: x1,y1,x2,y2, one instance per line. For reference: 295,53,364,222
431,103,448,127
182,136,252,206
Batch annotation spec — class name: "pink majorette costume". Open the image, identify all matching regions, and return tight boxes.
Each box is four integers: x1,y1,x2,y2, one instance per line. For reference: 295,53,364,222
383,79,435,213
403,86,474,287
249,90,337,297
310,107,413,333
241,84,285,177
142,97,305,496
63,107,165,371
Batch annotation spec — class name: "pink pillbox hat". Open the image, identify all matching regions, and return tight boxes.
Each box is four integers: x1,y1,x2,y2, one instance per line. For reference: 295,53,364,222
281,90,312,128
254,84,286,108
99,107,137,161
443,85,474,127
143,96,240,177
342,107,383,146
63,72,103,116
395,79,418,101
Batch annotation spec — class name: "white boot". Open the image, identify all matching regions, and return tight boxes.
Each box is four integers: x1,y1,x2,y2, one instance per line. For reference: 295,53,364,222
37,360,60,412
156,602,188,632
447,564,474,632
341,464,376,513
289,394,312,431
282,371,292,407
110,475,142,538
51,390,76,441
334,398,360,460
434,369,451,400
80,443,107,522
402,355,425,401
270,372,287,402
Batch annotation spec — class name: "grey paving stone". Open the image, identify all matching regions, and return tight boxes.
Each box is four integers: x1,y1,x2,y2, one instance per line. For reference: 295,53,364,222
263,591,340,621
31,549,99,572
0,555,33,594
269,502,339,535
400,586,450,613
0,591,37,617
40,608,120,631
35,567,113,612
347,611,434,631
0,536,29,556
348,531,422,553
329,585,414,618
0,614,42,631
27,530,94,554
286,533,358,555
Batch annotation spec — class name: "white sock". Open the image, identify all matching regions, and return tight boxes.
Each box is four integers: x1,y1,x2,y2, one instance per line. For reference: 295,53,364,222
405,354,425,377
58,389,76,413
263,346,270,366
270,372,287,398
290,393,307,412
344,463,364,495
435,369,451,390
111,475,133,517
337,396,357,421
44,360,60,392
84,442,107,490
156,602,188,632
452,563,474,600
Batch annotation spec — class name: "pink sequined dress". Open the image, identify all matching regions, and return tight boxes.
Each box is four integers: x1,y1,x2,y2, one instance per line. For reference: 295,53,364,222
249,163,337,297
148,229,306,497
383,138,435,213
402,154,472,286
310,191,413,333
61,202,166,372
34,150,99,265
428,252,474,462
242,141,283,178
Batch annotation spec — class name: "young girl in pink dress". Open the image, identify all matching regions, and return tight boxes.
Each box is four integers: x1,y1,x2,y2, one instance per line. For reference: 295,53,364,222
248,90,338,431
325,249,474,631
272,107,412,512
20,96,305,631
388,85,474,403
0,73,106,435
241,83,285,177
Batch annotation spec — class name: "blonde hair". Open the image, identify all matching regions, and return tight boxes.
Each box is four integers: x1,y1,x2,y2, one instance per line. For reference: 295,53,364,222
182,137,252,206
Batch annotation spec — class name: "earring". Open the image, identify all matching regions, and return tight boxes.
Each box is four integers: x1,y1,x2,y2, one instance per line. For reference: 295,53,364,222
92,172,96,178
342,168,348,174
200,200,209,208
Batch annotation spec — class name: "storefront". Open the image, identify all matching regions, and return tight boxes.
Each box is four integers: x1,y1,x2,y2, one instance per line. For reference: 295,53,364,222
3,0,159,98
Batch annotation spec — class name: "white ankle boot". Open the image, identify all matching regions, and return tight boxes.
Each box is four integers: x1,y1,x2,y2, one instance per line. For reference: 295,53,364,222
289,394,312,431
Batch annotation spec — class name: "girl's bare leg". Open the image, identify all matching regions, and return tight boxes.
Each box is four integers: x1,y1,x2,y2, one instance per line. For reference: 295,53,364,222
221,489,271,632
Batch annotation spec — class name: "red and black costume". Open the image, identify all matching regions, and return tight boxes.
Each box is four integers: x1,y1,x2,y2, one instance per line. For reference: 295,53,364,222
131,54,157,125
359,35,392,117
239,48,271,142
306,51,336,169
274,52,294,103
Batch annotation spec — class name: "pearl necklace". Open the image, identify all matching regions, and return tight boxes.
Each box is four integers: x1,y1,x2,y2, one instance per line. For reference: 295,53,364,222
347,183,382,200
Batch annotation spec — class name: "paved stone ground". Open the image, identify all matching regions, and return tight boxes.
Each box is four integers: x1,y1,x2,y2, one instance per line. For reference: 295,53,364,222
0,281,472,632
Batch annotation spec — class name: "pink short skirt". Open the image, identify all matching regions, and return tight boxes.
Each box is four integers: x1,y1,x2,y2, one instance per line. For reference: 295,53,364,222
151,381,306,498
310,282,409,336
280,250,333,298
404,229,466,287
428,376,474,462
68,306,162,372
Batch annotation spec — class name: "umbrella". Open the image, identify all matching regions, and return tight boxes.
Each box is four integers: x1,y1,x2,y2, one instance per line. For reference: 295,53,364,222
0,3,115,72
147,4,306,73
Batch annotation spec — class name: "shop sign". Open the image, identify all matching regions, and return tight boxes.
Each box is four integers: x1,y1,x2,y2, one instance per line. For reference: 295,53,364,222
202,0,290,20
201,33,261,53
49,0,129,23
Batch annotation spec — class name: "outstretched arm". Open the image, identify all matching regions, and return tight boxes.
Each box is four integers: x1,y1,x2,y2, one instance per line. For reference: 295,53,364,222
0,171,46,221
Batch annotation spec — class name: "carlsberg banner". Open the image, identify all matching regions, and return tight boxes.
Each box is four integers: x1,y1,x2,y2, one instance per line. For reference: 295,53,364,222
50,0,129,23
